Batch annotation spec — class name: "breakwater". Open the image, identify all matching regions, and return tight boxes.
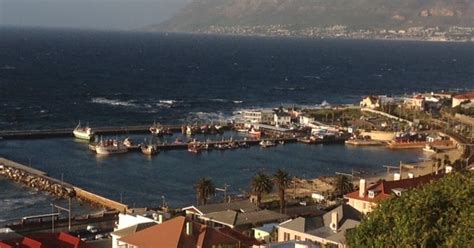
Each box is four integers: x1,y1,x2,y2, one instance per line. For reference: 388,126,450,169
0,157,128,213
0,124,230,140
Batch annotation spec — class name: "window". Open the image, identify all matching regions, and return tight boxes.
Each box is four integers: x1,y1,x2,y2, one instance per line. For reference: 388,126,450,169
295,235,301,241
284,232,290,241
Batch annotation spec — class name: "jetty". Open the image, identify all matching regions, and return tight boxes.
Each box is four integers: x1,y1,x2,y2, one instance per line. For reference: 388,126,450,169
0,124,229,140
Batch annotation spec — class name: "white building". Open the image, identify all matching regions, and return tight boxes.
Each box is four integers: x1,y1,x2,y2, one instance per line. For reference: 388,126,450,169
242,110,274,124
274,112,292,127
111,210,168,248
253,223,278,243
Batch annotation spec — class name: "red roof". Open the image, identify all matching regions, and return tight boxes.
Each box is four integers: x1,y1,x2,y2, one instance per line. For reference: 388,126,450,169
0,232,90,248
119,216,242,248
345,173,444,203
454,91,474,100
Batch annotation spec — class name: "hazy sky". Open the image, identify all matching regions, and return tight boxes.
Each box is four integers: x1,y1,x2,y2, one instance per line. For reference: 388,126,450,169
0,0,190,30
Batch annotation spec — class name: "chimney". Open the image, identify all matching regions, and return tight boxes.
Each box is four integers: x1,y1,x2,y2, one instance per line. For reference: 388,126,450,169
186,222,193,236
445,166,453,174
330,211,338,232
408,173,414,179
359,179,366,197
394,173,401,181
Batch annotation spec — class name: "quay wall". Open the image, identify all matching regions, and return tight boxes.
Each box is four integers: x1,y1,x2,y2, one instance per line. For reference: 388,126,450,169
359,131,395,141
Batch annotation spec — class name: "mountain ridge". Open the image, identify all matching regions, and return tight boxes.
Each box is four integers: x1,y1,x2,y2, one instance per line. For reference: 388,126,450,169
152,0,474,33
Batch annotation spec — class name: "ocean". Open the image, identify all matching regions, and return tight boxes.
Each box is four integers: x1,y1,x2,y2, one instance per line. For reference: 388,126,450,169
0,27,473,224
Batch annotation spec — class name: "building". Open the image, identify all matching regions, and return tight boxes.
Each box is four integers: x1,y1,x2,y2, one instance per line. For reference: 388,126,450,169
274,112,292,127
200,209,287,231
111,209,170,248
404,95,425,111
0,232,91,248
253,223,278,243
277,205,362,248
242,110,275,124
360,96,381,109
259,240,320,248
182,200,260,221
118,216,245,248
452,91,474,107
345,173,444,214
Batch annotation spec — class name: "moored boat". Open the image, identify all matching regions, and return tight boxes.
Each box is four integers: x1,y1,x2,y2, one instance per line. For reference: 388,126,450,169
95,139,128,155
260,140,276,148
423,144,438,153
141,144,159,155
73,122,95,140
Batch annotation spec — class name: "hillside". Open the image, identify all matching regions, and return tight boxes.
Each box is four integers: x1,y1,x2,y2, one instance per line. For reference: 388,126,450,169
153,0,474,32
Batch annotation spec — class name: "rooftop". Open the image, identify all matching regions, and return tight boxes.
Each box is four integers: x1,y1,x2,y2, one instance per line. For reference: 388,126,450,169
119,216,241,248
454,91,474,99
201,209,288,228
182,200,260,215
345,173,445,203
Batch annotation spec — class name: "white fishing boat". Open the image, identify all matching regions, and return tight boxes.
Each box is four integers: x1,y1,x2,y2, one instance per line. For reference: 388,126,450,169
95,139,128,155
260,140,276,148
423,144,438,153
73,122,95,140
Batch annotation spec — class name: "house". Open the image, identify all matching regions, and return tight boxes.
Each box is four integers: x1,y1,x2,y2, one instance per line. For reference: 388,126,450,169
242,110,275,124
0,232,91,248
253,223,278,243
119,216,244,248
360,96,381,109
345,173,445,214
452,91,474,107
277,204,362,248
111,209,170,248
182,200,260,220
199,209,288,231
404,95,425,111
274,112,292,127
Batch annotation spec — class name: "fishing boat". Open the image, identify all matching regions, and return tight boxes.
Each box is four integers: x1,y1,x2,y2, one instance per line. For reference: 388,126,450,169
260,140,276,148
73,122,95,140
150,122,172,136
95,139,128,155
423,144,438,153
187,143,202,154
141,144,159,155
248,128,261,138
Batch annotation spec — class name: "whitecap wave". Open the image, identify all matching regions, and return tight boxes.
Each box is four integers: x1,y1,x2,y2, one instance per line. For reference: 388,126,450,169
91,97,140,108
187,111,232,123
159,99,178,105
272,87,306,91
233,100,243,104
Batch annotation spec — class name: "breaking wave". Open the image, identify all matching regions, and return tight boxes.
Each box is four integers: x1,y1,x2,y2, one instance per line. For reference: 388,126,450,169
91,97,140,108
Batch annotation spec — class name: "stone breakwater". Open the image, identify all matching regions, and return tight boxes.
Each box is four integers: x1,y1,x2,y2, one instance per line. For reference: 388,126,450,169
0,164,75,199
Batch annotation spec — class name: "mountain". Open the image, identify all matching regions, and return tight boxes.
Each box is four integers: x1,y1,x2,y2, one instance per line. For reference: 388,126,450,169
152,0,474,32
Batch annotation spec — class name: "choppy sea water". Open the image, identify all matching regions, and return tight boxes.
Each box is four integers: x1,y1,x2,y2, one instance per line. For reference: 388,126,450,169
1,27,473,224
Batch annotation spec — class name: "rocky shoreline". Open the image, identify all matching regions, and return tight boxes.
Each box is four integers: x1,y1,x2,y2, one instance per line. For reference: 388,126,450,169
0,164,75,199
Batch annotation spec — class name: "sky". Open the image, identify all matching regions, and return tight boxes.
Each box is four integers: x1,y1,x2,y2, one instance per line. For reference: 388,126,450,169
0,0,190,30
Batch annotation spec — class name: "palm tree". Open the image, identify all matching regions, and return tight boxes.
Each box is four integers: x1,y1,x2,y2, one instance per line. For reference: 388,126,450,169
273,169,291,213
251,172,273,205
195,177,215,205
334,175,354,197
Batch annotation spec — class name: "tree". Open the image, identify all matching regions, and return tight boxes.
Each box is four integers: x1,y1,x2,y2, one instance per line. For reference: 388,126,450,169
273,169,291,213
195,177,215,205
346,172,474,247
250,172,273,205
334,175,354,197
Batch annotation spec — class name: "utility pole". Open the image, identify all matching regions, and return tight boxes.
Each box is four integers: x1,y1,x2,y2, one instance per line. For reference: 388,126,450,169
51,202,72,231
215,183,230,203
